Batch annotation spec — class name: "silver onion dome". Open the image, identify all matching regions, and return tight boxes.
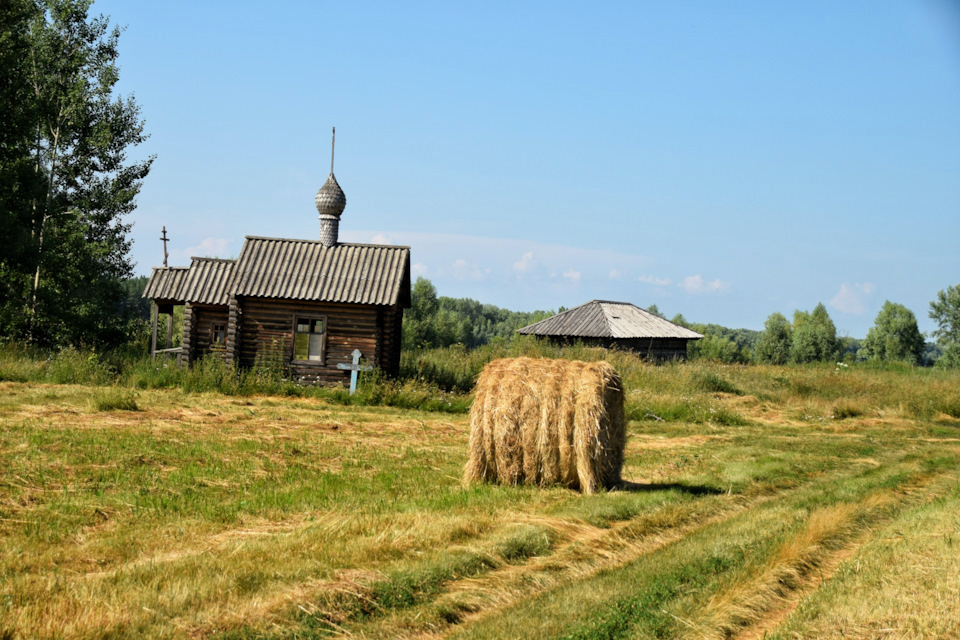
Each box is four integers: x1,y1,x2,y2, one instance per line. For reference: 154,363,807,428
315,173,346,219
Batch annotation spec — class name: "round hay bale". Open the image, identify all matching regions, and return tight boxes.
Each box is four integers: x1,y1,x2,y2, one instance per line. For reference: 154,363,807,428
464,357,626,493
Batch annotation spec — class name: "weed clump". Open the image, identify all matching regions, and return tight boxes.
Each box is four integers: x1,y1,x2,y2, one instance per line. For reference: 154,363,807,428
832,400,866,420
692,371,743,395
496,524,553,562
92,388,139,411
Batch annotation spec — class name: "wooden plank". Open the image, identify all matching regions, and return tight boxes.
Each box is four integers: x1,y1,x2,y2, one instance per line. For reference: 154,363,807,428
151,302,158,361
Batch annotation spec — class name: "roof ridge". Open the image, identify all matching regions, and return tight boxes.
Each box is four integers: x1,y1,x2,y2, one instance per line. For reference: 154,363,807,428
243,235,410,249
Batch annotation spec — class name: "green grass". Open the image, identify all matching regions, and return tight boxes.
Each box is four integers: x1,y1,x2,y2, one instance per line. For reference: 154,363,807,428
3,342,959,423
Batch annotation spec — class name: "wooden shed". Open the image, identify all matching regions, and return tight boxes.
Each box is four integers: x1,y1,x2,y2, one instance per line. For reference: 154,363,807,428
517,300,702,360
142,138,412,384
143,239,410,383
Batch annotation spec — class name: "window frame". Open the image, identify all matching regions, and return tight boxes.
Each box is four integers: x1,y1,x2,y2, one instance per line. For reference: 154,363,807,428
291,315,327,365
211,322,226,348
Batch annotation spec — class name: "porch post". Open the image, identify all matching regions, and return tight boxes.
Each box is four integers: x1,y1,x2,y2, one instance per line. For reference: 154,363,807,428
151,302,158,361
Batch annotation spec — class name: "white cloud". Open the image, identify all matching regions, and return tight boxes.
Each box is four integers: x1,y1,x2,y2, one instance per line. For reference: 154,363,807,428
173,237,232,261
638,274,672,286
370,233,393,245
609,269,623,279
513,251,536,274
829,282,875,315
681,274,729,294
337,230,657,307
411,262,428,277
451,259,488,281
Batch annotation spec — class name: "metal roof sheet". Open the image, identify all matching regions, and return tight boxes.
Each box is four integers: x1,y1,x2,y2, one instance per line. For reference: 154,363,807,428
179,257,235,305
142,266,189,303
518,300,703,340
231,237,411,306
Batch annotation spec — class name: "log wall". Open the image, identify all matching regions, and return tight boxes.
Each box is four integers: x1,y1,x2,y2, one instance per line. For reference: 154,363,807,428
181,303,195,363
236,297,403,385
225,297,241,366
190,305,229,360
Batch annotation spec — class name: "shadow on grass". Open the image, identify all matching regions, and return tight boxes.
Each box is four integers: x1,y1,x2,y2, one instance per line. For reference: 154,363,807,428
616,481,724,496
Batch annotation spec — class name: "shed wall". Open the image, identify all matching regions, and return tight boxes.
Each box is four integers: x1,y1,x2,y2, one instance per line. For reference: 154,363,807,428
190,305,229,360
545,336,692,360
237,298,402,385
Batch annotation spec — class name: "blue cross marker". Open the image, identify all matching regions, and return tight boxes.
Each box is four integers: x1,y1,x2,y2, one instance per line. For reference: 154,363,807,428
337,348,373,394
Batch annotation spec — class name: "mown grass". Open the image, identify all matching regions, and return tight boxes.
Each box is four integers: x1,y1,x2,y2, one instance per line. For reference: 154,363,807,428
766,485,960,639
1,349,959,639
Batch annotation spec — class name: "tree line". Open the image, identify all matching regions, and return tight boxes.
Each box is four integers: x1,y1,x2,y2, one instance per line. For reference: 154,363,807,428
404,277,960,369
401,278,554,350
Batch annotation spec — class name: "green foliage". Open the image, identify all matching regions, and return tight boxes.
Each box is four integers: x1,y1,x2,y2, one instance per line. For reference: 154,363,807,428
859,301,925,365
684,323,758,363
402,277,466,350
687,334,745,363
670,313,757,363
402,277,553,350
839,336,862,363
791,303,841,364
929,284,960,369
0,0,152,349
755,312,792,365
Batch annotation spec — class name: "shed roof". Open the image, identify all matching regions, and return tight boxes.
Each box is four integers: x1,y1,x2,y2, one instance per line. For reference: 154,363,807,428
180,257,236,305
518,300,703,340
142,266,189,303
231,237,410,306
144,237,411,308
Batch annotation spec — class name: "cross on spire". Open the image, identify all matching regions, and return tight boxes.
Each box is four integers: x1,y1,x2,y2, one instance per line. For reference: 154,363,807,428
160,226,169,268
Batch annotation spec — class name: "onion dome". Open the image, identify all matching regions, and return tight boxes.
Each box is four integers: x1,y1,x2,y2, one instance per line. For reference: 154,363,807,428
315,173,346,219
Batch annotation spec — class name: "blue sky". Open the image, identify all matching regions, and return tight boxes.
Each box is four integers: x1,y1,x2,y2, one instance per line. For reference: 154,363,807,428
98,0,960,338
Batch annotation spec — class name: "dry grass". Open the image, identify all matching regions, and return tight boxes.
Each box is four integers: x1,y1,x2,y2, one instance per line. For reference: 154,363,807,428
464,358,625,493
763,482,960,640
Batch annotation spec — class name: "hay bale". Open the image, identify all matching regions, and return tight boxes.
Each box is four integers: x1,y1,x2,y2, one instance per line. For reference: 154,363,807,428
464,357,626,493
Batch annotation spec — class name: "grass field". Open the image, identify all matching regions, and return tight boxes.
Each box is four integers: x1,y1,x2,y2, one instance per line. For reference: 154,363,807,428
1,360,958,639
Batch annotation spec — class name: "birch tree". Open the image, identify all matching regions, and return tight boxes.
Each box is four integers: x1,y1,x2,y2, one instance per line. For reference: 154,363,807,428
0,0,152,347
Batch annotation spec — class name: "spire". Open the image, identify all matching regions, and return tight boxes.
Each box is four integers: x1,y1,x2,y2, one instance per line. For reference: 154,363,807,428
316,127,346,246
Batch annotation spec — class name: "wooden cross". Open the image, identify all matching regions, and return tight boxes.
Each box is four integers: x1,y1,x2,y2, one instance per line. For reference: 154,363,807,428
337,348,373,394
160,226,170,268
